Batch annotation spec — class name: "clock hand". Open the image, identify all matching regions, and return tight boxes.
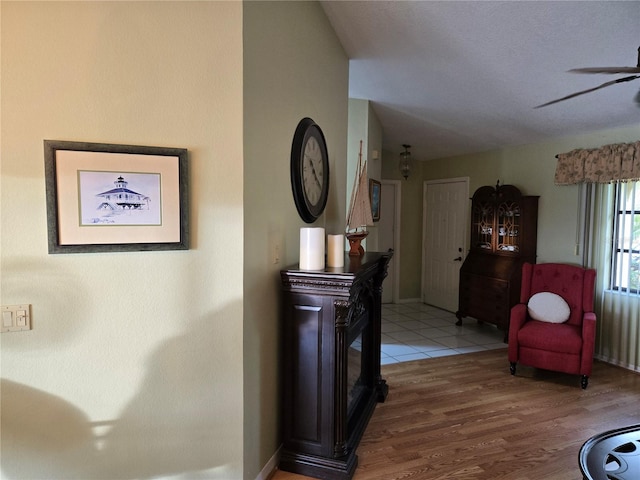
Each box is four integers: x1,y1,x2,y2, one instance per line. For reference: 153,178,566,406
306,155,323,190
311,168,322,191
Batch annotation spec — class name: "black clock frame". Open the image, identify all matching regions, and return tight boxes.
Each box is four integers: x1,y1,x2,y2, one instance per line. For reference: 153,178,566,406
290,117,330,223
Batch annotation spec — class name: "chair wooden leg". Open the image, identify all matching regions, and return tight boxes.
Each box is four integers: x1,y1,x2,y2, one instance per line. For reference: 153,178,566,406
510,362,516,375
581,375,589,389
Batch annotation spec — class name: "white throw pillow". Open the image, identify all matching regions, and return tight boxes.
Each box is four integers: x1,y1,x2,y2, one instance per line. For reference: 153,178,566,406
527,292,571,324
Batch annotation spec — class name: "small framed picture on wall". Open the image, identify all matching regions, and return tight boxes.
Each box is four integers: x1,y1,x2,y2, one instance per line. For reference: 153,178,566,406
369,179,381,222
44,140,189,253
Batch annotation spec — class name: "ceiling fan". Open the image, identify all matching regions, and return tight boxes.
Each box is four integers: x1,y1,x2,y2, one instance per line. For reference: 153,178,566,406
535,47,640,108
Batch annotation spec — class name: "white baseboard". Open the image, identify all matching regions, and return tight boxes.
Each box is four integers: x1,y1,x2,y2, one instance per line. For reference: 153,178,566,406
255,445,281,480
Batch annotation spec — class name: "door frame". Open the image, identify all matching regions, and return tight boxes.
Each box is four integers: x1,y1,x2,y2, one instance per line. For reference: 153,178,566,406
381,179,401,303
421,177,469,307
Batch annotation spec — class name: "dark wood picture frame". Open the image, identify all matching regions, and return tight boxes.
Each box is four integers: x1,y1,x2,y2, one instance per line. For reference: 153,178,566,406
369,179,381,222
44,140,188,254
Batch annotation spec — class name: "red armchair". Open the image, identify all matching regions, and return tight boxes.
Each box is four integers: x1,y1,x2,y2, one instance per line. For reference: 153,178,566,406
508,262,597,389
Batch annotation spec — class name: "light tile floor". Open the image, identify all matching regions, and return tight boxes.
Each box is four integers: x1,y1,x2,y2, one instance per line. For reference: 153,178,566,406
381,302,507,365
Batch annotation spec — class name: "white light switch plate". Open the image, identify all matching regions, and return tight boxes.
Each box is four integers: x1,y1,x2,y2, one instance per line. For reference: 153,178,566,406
1,304,31,333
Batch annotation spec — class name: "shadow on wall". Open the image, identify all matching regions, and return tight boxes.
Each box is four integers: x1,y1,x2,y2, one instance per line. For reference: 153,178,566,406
1,302,242,479
1,379,98,479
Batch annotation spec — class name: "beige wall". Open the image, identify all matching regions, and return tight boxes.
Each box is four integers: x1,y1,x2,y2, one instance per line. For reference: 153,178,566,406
243,2,349,478
382,123,640,301
381,150,426,298
1,2,244,479
366,102,383,252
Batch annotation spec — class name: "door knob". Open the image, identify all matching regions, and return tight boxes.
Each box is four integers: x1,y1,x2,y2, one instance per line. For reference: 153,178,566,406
454,257,462,262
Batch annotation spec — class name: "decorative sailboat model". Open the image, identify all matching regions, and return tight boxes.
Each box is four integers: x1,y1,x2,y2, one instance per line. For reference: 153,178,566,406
346,141,374,256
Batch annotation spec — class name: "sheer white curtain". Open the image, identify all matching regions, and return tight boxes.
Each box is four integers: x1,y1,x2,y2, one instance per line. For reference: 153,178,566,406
585,181,640,370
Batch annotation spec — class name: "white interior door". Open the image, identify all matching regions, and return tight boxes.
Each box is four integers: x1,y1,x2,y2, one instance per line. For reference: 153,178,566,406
379,181,399,303
422,178,468,312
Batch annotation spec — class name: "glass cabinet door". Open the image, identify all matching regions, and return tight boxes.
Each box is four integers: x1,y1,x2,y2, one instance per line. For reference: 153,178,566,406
471,198,494,250
497,201,520,253
470,183,524,254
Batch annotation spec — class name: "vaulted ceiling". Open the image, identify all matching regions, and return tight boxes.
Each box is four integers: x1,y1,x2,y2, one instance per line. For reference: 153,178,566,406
321,1,640,162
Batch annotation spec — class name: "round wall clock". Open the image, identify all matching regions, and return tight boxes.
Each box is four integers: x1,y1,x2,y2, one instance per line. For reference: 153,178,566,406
290,117,330,223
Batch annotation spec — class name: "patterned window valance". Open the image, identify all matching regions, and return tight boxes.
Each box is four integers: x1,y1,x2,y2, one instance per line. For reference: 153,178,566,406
554,141,640,185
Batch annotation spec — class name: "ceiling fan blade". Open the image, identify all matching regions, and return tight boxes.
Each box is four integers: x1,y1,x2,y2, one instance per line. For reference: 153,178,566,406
535,75,640,108
570,67,640,74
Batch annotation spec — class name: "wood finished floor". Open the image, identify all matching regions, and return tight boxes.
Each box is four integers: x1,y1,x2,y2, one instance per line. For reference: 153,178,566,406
271,348,640,480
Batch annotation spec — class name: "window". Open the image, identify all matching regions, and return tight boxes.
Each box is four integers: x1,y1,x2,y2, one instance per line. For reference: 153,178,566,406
611,180,640,293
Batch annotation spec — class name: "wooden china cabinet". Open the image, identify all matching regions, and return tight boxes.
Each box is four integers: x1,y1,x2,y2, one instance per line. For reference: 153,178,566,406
456,182,538,337
279,251,392,480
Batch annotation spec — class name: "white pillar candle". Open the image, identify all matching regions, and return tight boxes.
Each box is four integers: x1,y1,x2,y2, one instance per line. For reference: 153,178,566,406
327,234,345,267
299,227,325,270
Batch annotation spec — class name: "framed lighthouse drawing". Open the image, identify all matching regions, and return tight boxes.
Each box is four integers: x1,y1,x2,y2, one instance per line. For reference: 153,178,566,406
44,140,188,253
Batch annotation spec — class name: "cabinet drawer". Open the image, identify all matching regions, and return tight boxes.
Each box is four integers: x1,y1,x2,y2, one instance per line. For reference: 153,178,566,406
460,275,507,296
459,274,510,326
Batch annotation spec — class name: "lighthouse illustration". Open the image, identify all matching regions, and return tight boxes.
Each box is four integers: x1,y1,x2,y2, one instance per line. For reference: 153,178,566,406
80,171,160,226
96,175,150,211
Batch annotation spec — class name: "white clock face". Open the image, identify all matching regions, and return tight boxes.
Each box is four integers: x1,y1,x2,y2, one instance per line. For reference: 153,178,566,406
302,136,324,206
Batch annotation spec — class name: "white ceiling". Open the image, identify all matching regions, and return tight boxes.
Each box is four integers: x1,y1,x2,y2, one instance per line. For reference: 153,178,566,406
321,1,640,162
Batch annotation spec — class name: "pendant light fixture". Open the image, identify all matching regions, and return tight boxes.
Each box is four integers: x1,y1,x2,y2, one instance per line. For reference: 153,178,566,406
399,144,412,180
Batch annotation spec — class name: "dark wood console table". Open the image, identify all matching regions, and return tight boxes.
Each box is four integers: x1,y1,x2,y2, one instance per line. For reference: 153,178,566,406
279,251,392,480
